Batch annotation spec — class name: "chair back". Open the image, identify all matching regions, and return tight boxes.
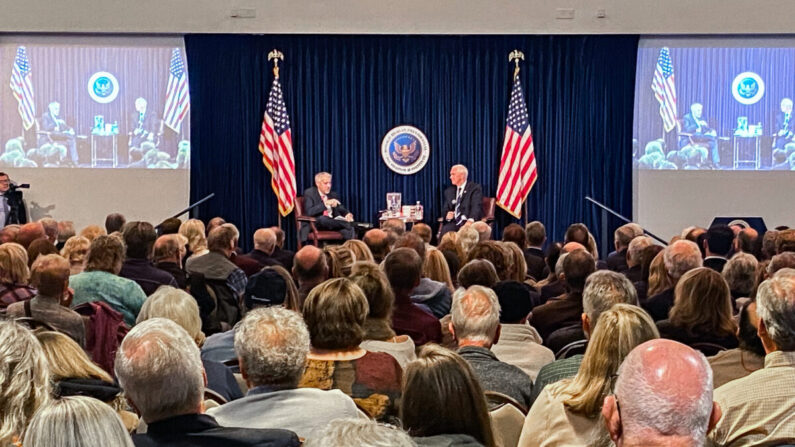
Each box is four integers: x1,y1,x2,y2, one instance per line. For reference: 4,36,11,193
295,196,306,218
485,390,527,414
482,197,496,222
555,339,588,360
489,403,526,447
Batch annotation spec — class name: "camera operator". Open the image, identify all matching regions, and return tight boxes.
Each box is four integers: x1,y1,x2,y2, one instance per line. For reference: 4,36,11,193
0,172,28,227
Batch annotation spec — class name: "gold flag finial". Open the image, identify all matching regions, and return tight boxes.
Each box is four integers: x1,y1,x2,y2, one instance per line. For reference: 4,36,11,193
268,49,284,78
509,50,524,79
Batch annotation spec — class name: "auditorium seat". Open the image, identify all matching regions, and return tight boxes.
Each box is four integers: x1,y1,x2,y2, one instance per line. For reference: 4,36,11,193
294,196,346,248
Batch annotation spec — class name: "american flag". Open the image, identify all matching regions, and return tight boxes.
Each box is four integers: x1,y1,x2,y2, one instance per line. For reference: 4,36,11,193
9,46,36,130
496,75,537,218
258,75,296,217
162,48,190,132
652,47,677,132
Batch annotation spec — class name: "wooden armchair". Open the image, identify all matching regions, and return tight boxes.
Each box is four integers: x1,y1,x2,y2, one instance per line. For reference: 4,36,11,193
294,196,346,248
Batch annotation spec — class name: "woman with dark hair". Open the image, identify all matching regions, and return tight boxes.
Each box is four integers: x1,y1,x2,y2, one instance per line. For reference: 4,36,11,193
707,300,765,388
656,267,738,355
534,242,563,297
401,345,496,447
635,244,664,303
299,278,403,422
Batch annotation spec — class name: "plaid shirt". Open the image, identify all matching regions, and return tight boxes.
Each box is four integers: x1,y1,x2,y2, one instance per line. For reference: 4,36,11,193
0,283,36,309
225,268,247,298
529,354,583,405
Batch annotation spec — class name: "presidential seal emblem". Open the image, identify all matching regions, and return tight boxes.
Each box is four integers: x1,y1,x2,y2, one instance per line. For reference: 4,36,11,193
381,125,430,175
732,72,764,105
87,71,120,104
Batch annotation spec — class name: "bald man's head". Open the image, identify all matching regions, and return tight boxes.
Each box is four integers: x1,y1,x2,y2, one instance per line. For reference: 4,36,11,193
253,228,277,254
603,339,720,446
562,241,586,254
293,245,328,283
363,229,389,263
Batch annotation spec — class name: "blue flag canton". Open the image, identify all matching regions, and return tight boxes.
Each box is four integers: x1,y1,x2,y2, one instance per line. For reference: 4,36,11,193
658,48,674,78
507,77,529,134
170,49,185,77
15,47,31,75
267,79,290,135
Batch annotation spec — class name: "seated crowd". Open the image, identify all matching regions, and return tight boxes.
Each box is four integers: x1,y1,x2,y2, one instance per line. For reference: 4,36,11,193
1,215,795,447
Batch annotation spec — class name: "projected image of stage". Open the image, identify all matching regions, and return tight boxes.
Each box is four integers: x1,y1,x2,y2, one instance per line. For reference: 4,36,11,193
634,40,795,171
1,40,189,169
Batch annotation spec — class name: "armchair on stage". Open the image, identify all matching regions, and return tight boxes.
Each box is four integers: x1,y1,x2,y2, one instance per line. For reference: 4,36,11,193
436,196,496,239
294,196,347,248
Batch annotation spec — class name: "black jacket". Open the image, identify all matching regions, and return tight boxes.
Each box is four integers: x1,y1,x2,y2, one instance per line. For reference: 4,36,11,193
133,414,299,447
443,182,483,221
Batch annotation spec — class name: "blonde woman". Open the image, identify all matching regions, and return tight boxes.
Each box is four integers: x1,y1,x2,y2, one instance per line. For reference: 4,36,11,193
136,286,243,402
457,225,479,258
78,225,106,242
646,249,672,297
423,249,454,292
0,242,35,309
503,241,529,283
343,239,374,263
34,331,138,432
0,321,50,446
179,219,209,261
60,236,91,275
24,396,134,447
518,304,659,447
324,245,355,278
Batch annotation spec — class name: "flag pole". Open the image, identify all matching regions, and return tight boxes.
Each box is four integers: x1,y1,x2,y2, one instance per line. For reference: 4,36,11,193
509,49,525,225
268,49,284,230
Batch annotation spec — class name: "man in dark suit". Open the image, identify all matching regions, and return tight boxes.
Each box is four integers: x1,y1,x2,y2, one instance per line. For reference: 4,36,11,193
773,97,794,150
242,228,282,268
129,97,159,149
607,223,643,273
268,226,295,269
679,103,719,167
115,319,299,447
440,164,483,236
702,225,733,273
524,221,549,281
301,171,354,241
40,101,78,163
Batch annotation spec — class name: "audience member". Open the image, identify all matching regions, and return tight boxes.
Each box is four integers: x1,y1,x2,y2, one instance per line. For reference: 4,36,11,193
768,251,795,276
520,304,659,447
0,320,50,446
625,236,653,283
490,280,554,381
656,268,738,355
703,225,734,273
119,221,178,295
761,230,779,260
323,245,355,278
530,249,595,341
152,234,188,288
351,262,417,368
607,223,641,273
26,238,59,267
722,252,757,305
395,233,452,318
603,339,721,447
223,223,261,276
362,228,390,263
304,418,415,447
206,216,226,235
383,248,442,346
708,301,765,388
343,239,375,263
524,221,549,281
104,213,126,234
643,240,702,321
56,220,75,249
634,244,665,303
457,225,479,256
0,242,35,309
450,285,533,408
69,235,147,326
298,278,403,422
115,318,299,446
137,286,243,402
267,227,294,269
78,224,106,242
503,240,531,282
734,227,759,257
17,222,46,248
456,259,498,292
24,396,134,447
710,271,795,446
538,243,566,300
423,249,454,292
38,217,58,245
382,218,405,238
776,228,795,253
401,345,496,447
292,245,329,307
472,221,491,242
208,307,361,439
6,254,85,346
467,241,510,281
34,330,138,431
59,236,90,275
179,219,209,261
411,222,434,253
186,225,248,300
0,224,19,244
243,228,281,268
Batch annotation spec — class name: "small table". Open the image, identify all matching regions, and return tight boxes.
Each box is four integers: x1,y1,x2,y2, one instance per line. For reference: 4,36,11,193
379,213,423,228
91,133,118,167
732,135,761,170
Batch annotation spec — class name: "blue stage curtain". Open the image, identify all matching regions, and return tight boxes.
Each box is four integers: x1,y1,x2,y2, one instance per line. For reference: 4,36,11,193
186,35,638,253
